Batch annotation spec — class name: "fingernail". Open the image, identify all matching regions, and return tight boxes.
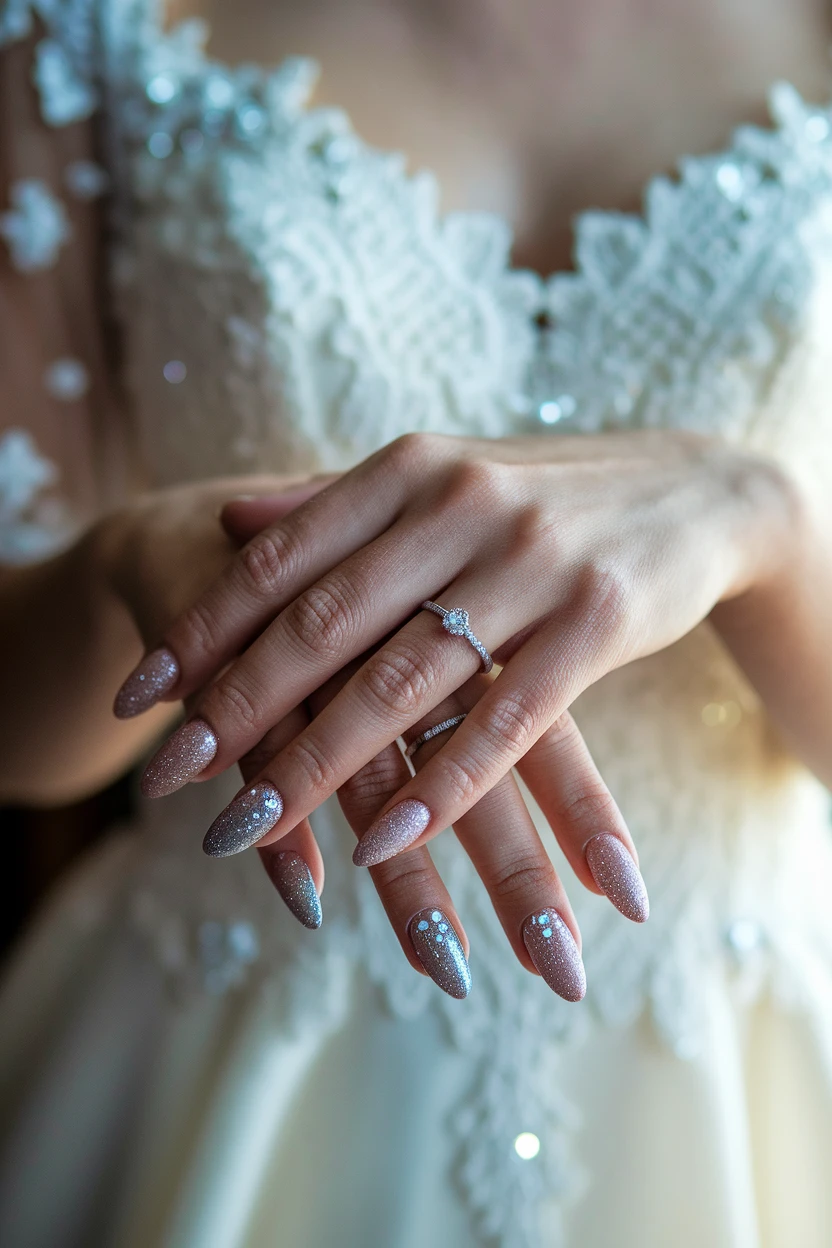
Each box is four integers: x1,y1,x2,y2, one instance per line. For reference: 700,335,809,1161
522,909,586,1002
140,719,218,798
408,908,471,999
203,783,284,857
264,851,322,929
585,833,650,923
114,647,179,719
352,799,431,867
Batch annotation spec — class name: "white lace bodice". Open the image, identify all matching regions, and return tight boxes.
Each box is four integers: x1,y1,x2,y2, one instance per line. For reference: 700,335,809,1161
4,3,832,1244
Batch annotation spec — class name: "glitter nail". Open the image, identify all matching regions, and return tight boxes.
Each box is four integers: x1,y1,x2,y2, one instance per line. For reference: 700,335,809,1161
522,909,586,1001
264,851,322,929
352,799,431,867
585,833,650,923
203,783,283,857
408,907,471,999
141,719,218,798
114,647,179,718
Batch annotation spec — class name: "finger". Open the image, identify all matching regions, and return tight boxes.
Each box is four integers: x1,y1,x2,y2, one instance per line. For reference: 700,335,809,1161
185,519,477,772
113,438,447,718
220,477,339,544
338,577,627,864
403,685,585,1001
233,710,325,929
197,597,501,852
515,713,649,922
305,672,471,997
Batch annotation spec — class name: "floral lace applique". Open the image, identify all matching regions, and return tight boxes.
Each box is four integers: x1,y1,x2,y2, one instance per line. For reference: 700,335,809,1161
0,178,71,271
0,429,73,563
0,0,100,125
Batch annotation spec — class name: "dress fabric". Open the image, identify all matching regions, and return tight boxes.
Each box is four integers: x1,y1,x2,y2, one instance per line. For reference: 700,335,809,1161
3,1,832,1245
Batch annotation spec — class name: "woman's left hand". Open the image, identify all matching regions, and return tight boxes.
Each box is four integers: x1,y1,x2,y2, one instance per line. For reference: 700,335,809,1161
119,430,796,879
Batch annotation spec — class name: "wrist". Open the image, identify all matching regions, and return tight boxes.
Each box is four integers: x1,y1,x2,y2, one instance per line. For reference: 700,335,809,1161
712,445,807,601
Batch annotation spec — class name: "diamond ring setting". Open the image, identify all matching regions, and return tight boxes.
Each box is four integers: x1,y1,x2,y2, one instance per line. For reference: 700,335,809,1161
420,602,494,673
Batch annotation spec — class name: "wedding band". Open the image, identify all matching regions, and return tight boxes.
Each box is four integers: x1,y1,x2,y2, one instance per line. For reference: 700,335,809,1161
421,602,494,673
405,714,467,758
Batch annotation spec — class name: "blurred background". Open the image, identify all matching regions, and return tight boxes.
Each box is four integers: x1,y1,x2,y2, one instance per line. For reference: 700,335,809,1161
0,778,133,954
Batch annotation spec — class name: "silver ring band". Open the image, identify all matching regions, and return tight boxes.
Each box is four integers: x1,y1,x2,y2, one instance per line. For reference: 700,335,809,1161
421,601,493,674
405,714,467,758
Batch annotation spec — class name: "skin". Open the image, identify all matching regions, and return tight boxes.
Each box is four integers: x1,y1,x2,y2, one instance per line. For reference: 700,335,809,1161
132,429,832,990
3,0,832,982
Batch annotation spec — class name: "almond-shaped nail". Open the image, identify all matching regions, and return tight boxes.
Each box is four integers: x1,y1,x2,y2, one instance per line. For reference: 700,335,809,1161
523,909,586,1001
140,719,218,798
352,799,431,867
585,833,649,923
114,647,179,719
203,783,283,857
264,851,322,929
408,908,471,999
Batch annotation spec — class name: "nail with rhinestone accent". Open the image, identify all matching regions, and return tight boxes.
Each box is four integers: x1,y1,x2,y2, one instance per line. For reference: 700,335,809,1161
408,907,471,999
263,851,322,930
522,909,586,1002
203,783,284,857
114,647,179,718
140,719,218,798
585,833,650,923
352,799,431,867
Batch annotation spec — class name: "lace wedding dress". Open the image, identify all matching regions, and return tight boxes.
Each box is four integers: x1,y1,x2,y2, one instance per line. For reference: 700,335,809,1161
3,1,832,1245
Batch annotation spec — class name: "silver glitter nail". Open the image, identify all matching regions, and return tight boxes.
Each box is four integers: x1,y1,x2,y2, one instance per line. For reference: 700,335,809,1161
522,909,586,1002
141,719,218,798
352,799,431,867
264,851,322,929
203,783,284,857
114,647,179,719
408,908,471,999
585,833,650,923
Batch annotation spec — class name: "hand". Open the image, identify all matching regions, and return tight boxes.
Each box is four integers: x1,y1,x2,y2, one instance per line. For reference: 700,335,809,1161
93,476,325,658
121,432,794,971
221,498,599,1000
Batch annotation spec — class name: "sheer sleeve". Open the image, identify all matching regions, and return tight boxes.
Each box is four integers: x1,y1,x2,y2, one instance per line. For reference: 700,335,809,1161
0,20,126,566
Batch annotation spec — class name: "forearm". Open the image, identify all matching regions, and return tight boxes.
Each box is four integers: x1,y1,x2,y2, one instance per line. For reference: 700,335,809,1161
711,480,832,789
0,533,176,805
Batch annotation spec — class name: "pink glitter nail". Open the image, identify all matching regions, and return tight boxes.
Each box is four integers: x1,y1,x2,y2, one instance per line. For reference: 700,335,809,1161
114,647,179,718
352,799,431,867
141,719,218,798
585,833,650,923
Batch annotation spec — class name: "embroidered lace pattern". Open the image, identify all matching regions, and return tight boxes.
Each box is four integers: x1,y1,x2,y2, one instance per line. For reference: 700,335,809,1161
4,1,832,1242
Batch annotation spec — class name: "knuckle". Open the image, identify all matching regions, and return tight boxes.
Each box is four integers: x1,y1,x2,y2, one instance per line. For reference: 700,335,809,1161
282,736,338,796
208,678,262,732
437,754,482,805
339,752,404,809
237,530,297,600
577,565,633,645
178,600,225,663
383,431,444,474
446,457,509,509
372,859,438,899
507,500,559,565
491,856,556,904
360,643,437,718
283,578,360,659
480,696,538,756
559,785,620,835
